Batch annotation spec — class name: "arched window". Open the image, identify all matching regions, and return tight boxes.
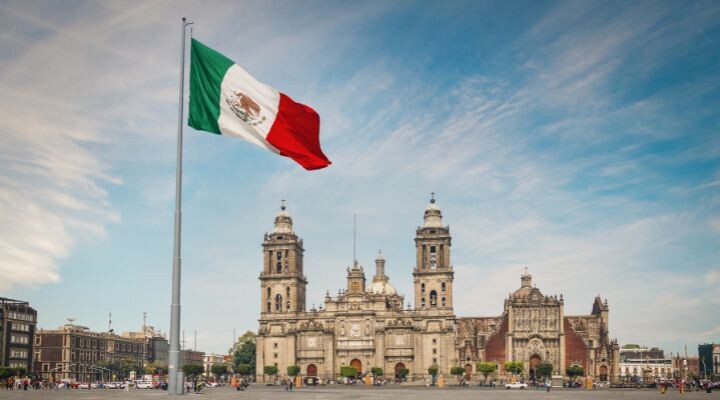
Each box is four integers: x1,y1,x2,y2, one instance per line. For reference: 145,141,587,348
275,294,283,311
441,282,446,292
276,262,282,273
421,298,426,308
267,302,271,313
286,287,290,296
266,287,271,298
441,297,446,307
421,283,426,293
286,301,290,311
430,290,438,307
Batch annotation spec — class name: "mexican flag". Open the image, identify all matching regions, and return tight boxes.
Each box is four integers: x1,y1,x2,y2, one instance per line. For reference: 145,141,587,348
188,39,331,170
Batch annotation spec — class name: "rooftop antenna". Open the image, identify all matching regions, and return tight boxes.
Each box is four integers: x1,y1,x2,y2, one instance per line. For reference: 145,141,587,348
194,329,197,351
108,309,113,332
67,317,75,325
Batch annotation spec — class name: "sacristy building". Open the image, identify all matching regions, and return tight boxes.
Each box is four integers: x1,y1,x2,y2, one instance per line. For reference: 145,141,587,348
256,197,619,382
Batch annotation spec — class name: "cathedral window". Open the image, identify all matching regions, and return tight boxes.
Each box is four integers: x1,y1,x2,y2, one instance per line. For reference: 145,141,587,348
421,283,425,293
430,290,438,307
275,294,283,311
276,262,282,273
286,301,290,311
442,297,446,307
421,298,426,308
267,287,271,298
286,287,290,296
441,282,446,292
430,246,437,269
266,302,271,313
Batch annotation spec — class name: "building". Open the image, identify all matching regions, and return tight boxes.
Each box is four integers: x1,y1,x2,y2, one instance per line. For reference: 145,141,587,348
672,355,699,378
122,326,169,370
714,344,720,377
203,352,232,378
617,346,673,381
255,197,620,382
698,343,715,377
181,349,204,365
0,297,37,373
35,323,145,383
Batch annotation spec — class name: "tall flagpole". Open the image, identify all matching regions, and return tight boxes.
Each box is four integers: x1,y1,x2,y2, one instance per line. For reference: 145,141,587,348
169,16,192,396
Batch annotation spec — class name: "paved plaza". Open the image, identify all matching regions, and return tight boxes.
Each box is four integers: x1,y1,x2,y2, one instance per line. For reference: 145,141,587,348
0,386,716,399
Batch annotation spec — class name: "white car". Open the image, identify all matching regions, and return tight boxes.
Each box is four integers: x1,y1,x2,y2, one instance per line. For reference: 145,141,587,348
105,382,120,389
77,383,91,389
135,380,154,389
505,382,528,389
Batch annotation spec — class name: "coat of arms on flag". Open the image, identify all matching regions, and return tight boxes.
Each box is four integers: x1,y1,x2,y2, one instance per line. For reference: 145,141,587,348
225,91,266,126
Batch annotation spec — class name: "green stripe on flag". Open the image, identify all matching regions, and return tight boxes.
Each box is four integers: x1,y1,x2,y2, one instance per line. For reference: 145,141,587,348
188,39,235,134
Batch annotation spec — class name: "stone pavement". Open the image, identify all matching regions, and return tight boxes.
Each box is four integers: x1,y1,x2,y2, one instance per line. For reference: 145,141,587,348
0,385,715,399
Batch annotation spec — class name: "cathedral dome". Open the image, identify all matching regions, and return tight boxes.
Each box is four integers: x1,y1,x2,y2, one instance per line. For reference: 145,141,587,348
367,280,397,295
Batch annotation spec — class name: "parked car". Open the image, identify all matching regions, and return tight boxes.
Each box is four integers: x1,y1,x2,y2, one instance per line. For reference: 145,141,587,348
105,382,120,389
77,383,90,389
505,382,528,389
135,380,154,389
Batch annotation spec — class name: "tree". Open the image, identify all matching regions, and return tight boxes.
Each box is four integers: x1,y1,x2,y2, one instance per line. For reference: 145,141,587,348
287,365,300,377
450,366,465,382
476,361,497,384
0,367,17,379
340,366,358,378
371,367,384,376
182,363,204,378
504,361,524,375
233,340,257,373
566,365,584,380
427,365,439,377
236,364,253,377
211,364,228,380
263,365,278,380
536,362,553,379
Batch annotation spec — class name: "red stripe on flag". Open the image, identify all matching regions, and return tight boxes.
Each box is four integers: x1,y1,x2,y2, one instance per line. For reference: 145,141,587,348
266,93,331,170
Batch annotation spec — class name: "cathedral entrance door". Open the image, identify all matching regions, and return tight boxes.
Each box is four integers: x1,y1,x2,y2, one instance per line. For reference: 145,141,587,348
529,355,541,382
599,365,608,382
307,364,317,377
394,363,406,381
464,364,473,380
350,359,362,376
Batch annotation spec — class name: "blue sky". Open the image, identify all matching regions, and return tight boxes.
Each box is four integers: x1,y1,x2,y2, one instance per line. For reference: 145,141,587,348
1,0,718,356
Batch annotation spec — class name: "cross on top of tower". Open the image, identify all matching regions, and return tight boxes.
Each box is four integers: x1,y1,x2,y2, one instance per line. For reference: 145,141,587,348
430,192,436,204
281,199,286,211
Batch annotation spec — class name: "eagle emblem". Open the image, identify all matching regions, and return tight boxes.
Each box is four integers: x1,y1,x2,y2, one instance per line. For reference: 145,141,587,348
225,91,266,126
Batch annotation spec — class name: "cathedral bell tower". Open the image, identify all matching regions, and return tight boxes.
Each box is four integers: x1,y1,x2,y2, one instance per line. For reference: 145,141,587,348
413,193,454,313
259,201,307,315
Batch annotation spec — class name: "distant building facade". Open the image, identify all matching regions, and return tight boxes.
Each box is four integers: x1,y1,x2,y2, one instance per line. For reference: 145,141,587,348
255,197,620,382
0,297,37,372
672,355,699,377
618,346,673,380
698,343,716,376
35,323,144,382
122,326,169,369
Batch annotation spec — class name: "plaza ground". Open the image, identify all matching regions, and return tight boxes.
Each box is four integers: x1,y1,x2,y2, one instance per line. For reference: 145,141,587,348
0,386,715,399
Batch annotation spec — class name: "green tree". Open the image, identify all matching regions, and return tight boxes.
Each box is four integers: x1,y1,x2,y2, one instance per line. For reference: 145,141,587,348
536,362,553,379
450,366,466,382
182,363,204,378
287,365,300,377
427,365,439,377
504,361,524,375
371,367,384,376
566,365,584,380
211,364,228,379
263,365,278,380
340,366,358,378
236,364,253,377
476,361,497,384
233,340,257,372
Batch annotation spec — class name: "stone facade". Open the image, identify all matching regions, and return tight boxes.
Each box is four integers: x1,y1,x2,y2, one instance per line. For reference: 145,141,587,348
256,197,619,382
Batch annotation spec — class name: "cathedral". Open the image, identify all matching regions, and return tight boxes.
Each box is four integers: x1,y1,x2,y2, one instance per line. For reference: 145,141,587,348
256,196,619,382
